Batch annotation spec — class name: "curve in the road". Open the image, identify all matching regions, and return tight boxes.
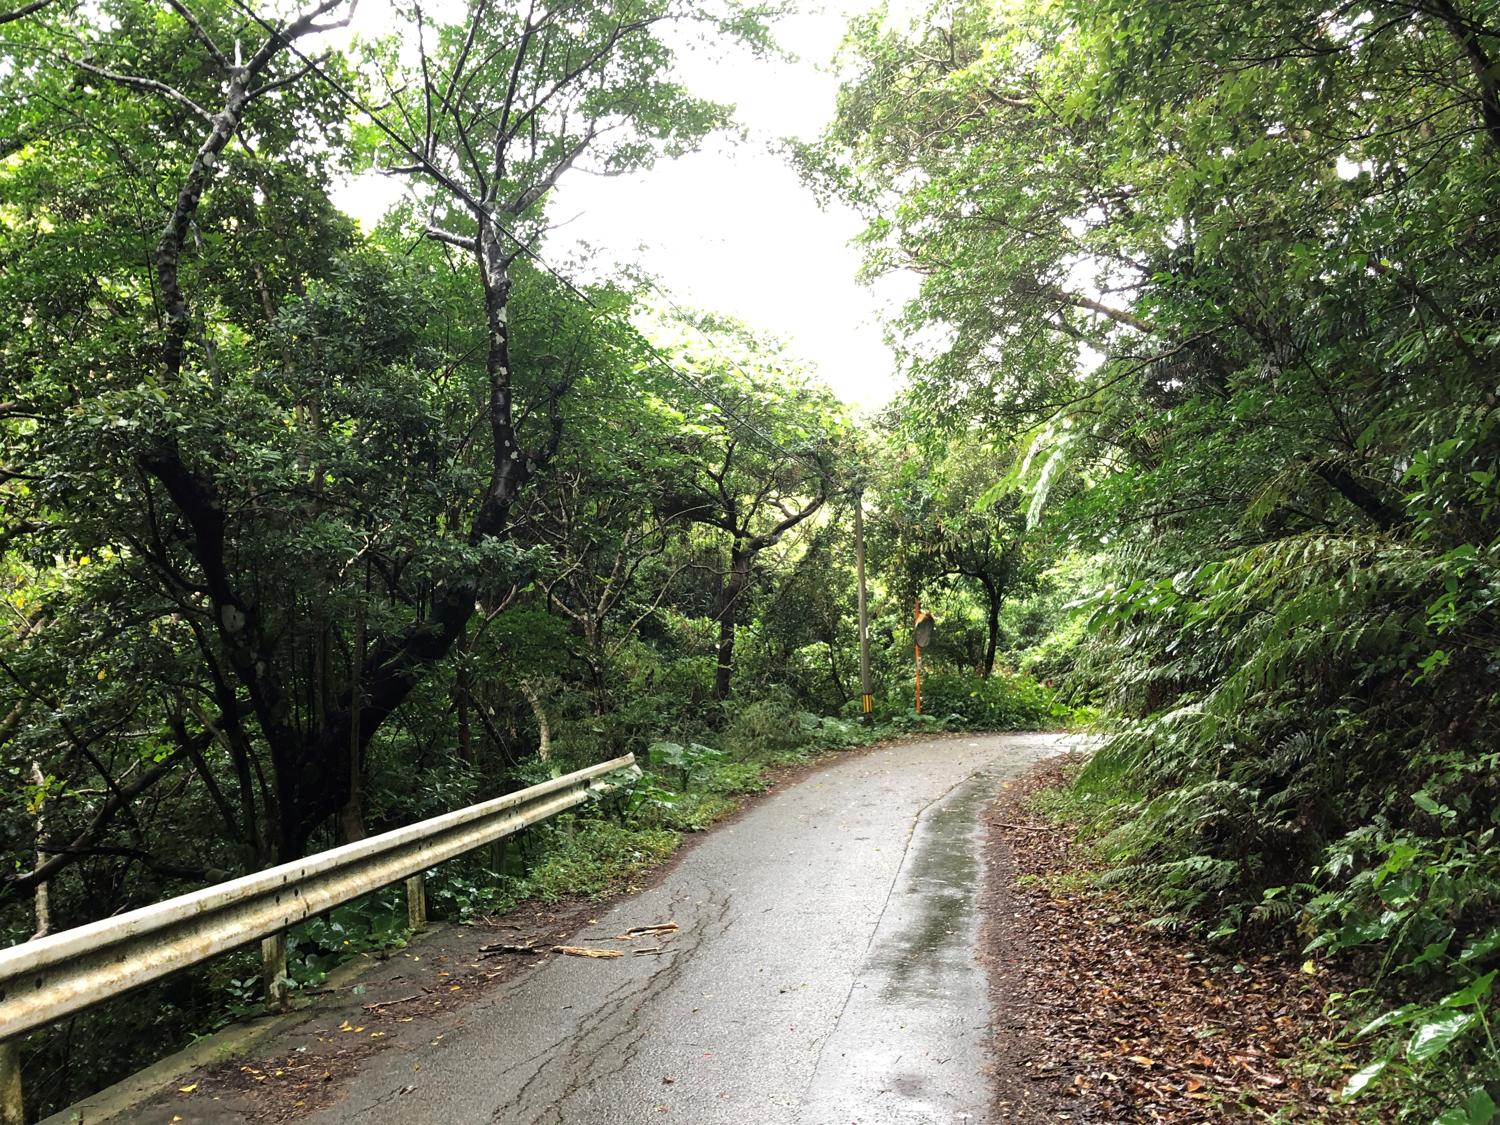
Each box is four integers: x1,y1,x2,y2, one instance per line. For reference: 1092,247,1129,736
303,732,1063,1125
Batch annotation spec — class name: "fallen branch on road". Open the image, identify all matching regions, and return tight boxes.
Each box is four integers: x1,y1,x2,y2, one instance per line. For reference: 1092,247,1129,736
555,946,623,959
478,942,625,959
361,994,420,1010
478,942,545,956
616,922,679,939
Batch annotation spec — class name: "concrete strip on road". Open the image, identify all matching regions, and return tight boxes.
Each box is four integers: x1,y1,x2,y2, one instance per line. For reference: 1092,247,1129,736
299,732,1064,1125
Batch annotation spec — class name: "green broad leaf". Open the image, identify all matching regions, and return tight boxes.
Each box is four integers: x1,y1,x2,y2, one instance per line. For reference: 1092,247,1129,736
1356,1004,1419,1038
1440,971,1496,1009
1467,1088,1498,1124
1406,1012,1478,1064
1461,932,1500,963
1410,938,1451,968
1340,1057,1389,1100
1412,791,1444,816
1458,1087,1499,1125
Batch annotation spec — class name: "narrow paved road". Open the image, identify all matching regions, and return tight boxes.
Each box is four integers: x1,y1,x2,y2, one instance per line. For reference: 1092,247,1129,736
305,733,1060,1125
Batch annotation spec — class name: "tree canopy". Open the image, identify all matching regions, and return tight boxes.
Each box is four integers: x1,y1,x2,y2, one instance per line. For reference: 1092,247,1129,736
7,0,1500,1117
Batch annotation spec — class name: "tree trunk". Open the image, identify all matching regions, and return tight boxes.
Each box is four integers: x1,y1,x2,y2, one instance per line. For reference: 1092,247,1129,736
338,599,367,843
455,684,473,765
584,621,607,717
714,548,752,702
136,8,555,864
981,579,1001,679
30,760,50,939
519,679,551,762
827,642,849,702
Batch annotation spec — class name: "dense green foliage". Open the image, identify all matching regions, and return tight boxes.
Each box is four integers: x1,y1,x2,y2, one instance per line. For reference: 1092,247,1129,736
821,0,1500,1116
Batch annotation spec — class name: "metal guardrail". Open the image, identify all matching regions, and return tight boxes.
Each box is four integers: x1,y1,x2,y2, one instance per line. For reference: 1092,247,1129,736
0,754,636,1122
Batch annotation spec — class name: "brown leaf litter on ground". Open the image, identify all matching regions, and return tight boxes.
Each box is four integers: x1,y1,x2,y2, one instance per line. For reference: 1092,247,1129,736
983,753,1373,1123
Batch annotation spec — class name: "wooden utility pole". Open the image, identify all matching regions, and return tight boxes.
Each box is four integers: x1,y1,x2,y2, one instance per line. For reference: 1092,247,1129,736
854,490,874,723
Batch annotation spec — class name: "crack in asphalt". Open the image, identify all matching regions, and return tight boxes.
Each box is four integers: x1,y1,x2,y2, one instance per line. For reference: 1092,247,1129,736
503,882,737,1125
331,886,734,1123
339,1078,414,1119
551,888,736,1111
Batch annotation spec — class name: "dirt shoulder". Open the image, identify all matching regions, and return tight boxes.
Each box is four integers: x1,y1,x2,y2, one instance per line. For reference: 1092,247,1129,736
982,754,1362,1123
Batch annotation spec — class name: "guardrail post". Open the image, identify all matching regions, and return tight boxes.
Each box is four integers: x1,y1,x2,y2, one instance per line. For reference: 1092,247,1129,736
261,931,290,1013
1,1038,24,1125
405,874,427,932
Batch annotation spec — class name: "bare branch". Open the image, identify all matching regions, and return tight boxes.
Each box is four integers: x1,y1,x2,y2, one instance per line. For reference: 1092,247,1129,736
510,124,597,213
1062,289,1156,334
437,0,492,122
248,51,329,98
0,0,57,25
0,751,187,907
425,225,478,252
1421,0,1500,153
68,56,215,122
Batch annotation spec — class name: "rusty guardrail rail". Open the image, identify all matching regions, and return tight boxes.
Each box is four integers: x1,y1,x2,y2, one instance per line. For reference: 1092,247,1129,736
0,753,637,1123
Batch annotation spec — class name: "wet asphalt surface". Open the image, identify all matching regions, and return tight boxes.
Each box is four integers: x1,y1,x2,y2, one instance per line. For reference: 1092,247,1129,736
303,732,1063,1125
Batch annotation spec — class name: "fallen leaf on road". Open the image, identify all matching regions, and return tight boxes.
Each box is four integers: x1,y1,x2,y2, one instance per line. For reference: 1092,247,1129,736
986,754,1358,1123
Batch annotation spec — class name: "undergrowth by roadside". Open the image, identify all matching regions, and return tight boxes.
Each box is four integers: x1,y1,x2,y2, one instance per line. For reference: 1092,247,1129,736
1053,738,1500,1123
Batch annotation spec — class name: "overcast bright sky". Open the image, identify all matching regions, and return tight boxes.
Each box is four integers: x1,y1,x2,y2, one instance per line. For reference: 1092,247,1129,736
332,2,911,414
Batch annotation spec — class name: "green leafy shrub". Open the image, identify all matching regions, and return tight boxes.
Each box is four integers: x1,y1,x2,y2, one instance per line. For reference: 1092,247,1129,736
886,670,1066,729
703,760,773,794
646,740,727,788
658,791,738,832
723,698,814,760
794,711,872,749
426,858,525,922
525,819,680,901
1072,531,1500,1115
292,890,410,975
